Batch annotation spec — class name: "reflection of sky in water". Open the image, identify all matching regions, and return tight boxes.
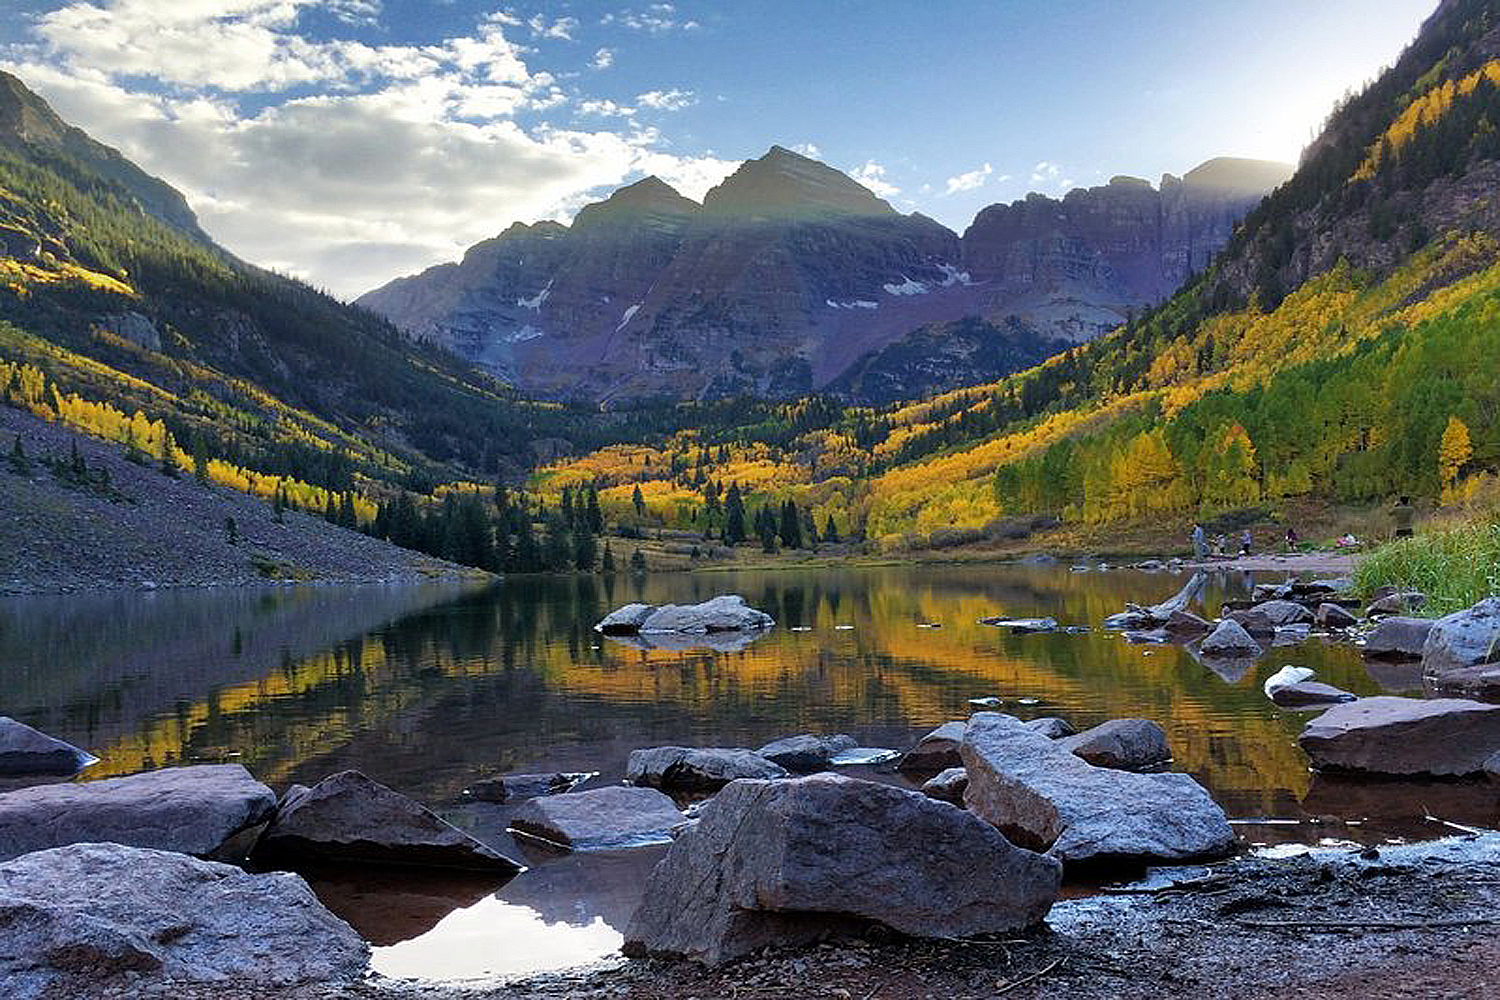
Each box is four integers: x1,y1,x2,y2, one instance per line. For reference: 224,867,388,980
371,897,622,980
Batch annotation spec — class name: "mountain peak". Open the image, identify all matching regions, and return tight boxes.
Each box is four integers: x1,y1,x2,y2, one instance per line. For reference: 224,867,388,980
573,175,699,230
1180,156,1294,194
702,145,895,218
0,71,69,146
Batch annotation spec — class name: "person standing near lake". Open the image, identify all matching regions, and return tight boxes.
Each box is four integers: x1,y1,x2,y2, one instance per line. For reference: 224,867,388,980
1284,526,1299,552
1191,523,1207,558
1240,528,1253,556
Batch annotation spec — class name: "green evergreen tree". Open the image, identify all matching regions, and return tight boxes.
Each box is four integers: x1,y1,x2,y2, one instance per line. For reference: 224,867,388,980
629,548,647,573
632,483,645,517
586,486,604,534
778,499,802,549
723,483,747,544
9,434,29,475
822,513,840,543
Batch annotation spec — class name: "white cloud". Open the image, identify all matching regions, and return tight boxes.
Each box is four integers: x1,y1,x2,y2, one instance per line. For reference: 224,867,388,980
602,4,701,33
526,13,578,41
944,162,992,195
850,160,898,199
1028,160,1073,192
591,47,615,69
3,1,737,298
790,142,821,158
635,88,694,111
578,98,634,117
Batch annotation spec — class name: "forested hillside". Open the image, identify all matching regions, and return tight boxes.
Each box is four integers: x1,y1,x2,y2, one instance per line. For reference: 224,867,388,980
537,0,1499,549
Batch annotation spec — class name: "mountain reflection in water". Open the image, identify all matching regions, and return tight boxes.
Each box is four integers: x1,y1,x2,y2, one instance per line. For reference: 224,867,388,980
2,564,1495,979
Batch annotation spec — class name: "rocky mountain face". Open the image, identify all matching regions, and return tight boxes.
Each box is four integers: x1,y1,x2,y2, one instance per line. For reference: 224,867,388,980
359,147,1290,404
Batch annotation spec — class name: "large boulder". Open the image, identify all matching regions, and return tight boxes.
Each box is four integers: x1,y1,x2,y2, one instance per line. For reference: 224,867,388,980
1225,609,1276,642
1200,619,1262,658
1058,719,1171,771
626,747,787,792
622,775,1060,965
0,717,97,776
256,770,521,872
1422,597,1500,698
1362,616,1435,660
0,842,367,999
0,764,275,862
756,734,857,773
960,713,1234,866
509,785,683,851
1298,696,1500,776
1251,600,1314,626
595,603,654,634
896,721,965,774
641,596,774,634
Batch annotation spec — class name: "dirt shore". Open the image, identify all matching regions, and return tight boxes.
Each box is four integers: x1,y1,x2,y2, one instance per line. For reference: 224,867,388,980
1174,552,1360,575
119,834,1500,1000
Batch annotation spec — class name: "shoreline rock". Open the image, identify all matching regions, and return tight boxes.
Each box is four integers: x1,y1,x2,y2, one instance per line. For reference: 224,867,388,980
0,717,97,777
627,747,788,792
509,785,684,851
1298,696,1500,776
1421,597,1500,698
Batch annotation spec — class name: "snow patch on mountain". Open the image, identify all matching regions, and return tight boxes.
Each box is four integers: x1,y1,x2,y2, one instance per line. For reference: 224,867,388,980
938,263,973,287
826,299,879,310
517,279,553,310
616,303,642,330
883,276,927,296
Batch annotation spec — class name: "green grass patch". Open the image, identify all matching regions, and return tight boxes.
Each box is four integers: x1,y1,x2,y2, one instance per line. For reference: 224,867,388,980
1353,520,1500,616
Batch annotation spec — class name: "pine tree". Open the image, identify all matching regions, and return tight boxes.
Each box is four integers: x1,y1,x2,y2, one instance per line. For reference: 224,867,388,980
224,516,238,545
339,492,358,529
632,483,645,517
9,434,29,475
160,435,178,478
572,522,597,571
723,483,747,544
778,499,802,549
273,486,285,523
823,513,840,543
543,507,571,570
586,486,604,534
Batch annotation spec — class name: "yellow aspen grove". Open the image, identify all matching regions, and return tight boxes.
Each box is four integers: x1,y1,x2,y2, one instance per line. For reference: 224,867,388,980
1439,415,1472,503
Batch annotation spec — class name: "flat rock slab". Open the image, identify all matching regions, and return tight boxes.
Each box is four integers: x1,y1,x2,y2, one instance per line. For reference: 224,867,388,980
1298,696,1500,776
596,596,773,635
627,747,787,792
1270,681,1357,708
0,763,275,862
897,721,966,774
623,774,1060,965
756,734,857,772
1422,597,1500,699
1058,719,1171,771
257,770,521,873
464,772,594,803
0,842,367,999
1363,616,1435,660
509,785,683,851
960,713,1234,867
0,716,97,777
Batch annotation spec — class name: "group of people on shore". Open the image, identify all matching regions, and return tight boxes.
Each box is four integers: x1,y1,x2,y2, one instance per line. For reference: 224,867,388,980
1190,524,1301,560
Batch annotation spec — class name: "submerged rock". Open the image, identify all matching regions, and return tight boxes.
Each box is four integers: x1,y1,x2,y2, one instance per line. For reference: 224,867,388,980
1363,616,1435,660
897,721,965,774
0,764,275,862
463,772,594,803
509,785,683,851
960,713,1234,866
1422,597,1500,699
626,747,787,792
1298,696,1500,776
921,767,969,804
1200,619,1262,658
979,616,1058,633
1270,681,1357,708
257,770,522,873
0,717,97,777
622,774,1060,965
756,734,857,773
1058,719,1171,771
0,843,368,999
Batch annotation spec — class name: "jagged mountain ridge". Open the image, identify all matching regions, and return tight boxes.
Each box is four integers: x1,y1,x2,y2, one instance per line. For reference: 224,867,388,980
359,147,1290,404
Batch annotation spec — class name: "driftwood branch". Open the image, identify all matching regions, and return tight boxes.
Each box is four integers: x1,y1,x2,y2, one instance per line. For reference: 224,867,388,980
995,957,1066,995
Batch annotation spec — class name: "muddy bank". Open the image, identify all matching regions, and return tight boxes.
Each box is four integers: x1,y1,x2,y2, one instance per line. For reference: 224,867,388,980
120,834,1500,1000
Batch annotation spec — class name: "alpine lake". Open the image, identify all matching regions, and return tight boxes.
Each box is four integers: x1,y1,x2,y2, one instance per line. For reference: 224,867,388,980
2,563,1494,980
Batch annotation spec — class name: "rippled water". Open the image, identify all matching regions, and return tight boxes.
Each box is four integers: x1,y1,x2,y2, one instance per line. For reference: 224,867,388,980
1,564,1494,980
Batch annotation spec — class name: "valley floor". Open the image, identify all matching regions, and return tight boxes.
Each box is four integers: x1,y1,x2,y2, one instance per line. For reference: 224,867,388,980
0,407,478,595
127,835,1500,1000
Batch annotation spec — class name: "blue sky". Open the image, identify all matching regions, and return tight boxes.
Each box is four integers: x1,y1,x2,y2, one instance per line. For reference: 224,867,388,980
0,1,1432,297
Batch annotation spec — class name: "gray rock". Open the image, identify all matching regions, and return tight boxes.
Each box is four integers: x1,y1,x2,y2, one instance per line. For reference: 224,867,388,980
979,616,1058,633
1025,717,1076,739
627,747,787,792
0,717,97,776
622,775,1060,965
1058,719,1171,771
1421,597,1500,699
509,785,683,850
1165,610,1213,636
0,764,275,862
1367,591,1426,617
1316,603,1359,628
595,603,655,634
1252,600,1315,625
897,721,965,774
1200,619,1262,658
1291,578,1352,598
257,770,521,872
756,734,858,772
1486,751,1500,782
1273,623,1313,645
1298,696,1500,776
1253,583,1291,602
0,842,367,999
960,713,1234,866
1226,608,1277,642
1270,681,1357,708
639,595,774,634
463,772,593,803
1363,616,1435,660
828,746,901,766
921,767,969,804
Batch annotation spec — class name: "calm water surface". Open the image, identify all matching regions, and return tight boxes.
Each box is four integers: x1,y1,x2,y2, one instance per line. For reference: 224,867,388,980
2,564,1494,980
